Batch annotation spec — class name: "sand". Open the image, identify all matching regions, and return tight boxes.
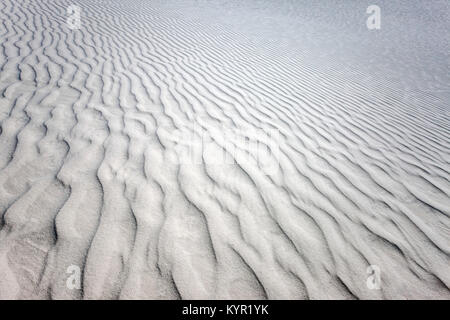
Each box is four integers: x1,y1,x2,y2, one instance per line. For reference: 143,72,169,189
0,0,449,299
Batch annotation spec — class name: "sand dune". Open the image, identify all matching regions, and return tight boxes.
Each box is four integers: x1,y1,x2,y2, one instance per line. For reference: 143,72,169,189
0,0,449,299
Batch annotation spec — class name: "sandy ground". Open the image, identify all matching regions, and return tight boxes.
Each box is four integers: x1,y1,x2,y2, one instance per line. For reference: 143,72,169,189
0,0,449,299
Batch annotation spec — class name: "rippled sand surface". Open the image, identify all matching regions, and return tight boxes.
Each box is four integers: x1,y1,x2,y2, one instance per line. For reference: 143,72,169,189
0,0,449,299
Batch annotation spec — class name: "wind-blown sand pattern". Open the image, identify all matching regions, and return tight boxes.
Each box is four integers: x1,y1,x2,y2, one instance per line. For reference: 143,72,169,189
0,0,449,299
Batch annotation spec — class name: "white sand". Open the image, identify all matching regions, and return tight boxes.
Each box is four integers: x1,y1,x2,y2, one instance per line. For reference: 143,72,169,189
0,0,449,299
